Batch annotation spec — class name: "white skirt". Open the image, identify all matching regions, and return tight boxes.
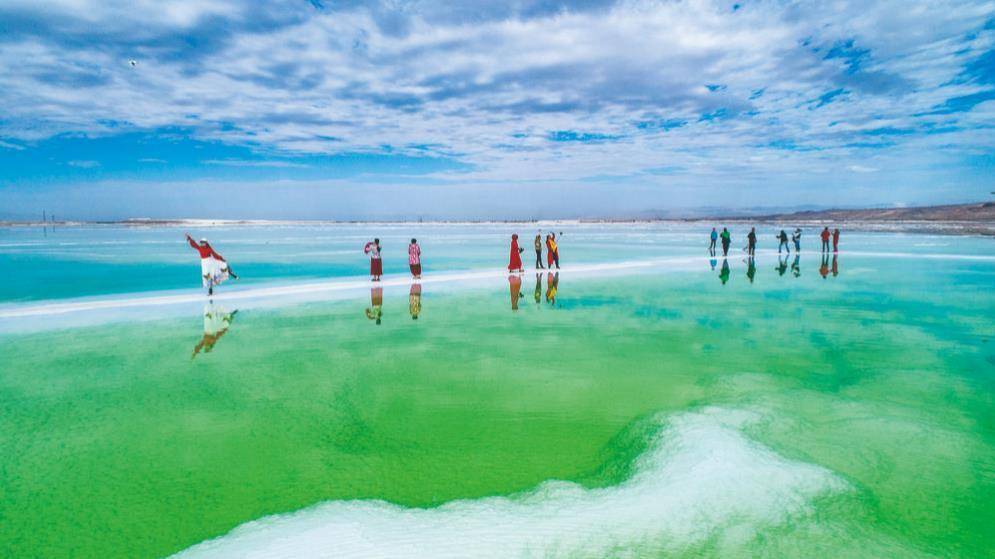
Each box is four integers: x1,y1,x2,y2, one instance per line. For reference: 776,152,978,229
200,256,230,288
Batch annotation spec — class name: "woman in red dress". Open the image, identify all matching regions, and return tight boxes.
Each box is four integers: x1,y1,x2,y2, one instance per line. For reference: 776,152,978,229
508,234,524,272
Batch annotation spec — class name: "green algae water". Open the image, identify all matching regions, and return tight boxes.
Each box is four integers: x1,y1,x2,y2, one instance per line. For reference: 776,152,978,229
1,225,993,558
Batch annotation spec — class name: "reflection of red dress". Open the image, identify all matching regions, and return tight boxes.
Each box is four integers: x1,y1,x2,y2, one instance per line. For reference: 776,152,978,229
509,274,522,310
508,237,523,271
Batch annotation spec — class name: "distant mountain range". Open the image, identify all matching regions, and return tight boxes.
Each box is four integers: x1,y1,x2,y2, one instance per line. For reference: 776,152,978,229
721,202,995,222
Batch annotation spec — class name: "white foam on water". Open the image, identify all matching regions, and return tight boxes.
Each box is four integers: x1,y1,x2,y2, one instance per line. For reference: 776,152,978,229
174,407,848,559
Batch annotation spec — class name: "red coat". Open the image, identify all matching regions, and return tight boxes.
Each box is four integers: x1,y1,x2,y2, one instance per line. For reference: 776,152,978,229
508,237,523,271
187,237,225,261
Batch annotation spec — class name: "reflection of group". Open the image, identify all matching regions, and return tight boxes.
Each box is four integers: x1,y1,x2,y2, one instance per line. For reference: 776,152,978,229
512,272,560,311
192,302,238,358
714,252,839,284
365,283,423,325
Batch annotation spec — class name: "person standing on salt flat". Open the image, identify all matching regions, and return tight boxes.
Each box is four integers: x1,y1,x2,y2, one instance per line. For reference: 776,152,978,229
534,233,545,269
821,227,831,253
746,227,757,256
709,227,718,256
508,234,524,272
365,238,383,281
408,238,422,279
776,229,790,254
792,228,802,252
186,234,237,296
832,228,841,253
548,233,560,269
720,227,732,256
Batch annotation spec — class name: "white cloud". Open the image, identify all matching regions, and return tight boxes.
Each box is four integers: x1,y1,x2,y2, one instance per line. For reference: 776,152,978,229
0,0,993,203
847,165,879,173
203,159,310,168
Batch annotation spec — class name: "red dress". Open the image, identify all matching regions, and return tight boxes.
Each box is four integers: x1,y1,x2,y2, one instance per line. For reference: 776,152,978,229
508,237,523,271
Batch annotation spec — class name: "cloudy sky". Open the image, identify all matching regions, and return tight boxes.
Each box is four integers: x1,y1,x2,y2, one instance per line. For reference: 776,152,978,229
0,0,993,220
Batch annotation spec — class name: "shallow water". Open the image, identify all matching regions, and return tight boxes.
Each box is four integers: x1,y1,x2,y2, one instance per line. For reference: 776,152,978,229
0,224,992,558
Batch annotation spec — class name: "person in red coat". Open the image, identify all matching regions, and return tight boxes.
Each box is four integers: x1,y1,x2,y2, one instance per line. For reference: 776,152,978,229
186,234,237,296
508,234,524,272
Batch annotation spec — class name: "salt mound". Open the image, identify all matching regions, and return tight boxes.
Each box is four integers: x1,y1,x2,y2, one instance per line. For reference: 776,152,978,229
175,407,847,558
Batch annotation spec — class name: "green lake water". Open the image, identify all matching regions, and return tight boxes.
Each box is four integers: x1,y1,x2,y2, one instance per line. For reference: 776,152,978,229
0,226,993,558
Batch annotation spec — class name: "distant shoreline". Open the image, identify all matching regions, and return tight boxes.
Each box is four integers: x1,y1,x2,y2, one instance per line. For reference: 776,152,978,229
3,202,993,235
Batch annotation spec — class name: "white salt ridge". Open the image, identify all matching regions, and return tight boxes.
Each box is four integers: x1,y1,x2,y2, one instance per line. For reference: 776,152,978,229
0,257,701,319
174,407,848,559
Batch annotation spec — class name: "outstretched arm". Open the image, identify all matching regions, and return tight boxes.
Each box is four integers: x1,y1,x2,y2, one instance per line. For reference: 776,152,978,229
207,245,226,262
186,234,199,250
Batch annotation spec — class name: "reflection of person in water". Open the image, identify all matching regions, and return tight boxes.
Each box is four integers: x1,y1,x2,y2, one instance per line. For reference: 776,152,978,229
710,257,717,271
832,254,839,277
820,254,829,279
776,254,788,276
746,257,756,283
719,258,730,285
534,273,543,306
192,303,237,358
366,286,384,324
509,274,523,310
545,272,559,305
791,254,801,277
409,283,421,320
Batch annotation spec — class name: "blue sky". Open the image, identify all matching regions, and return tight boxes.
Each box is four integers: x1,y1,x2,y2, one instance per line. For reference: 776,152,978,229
0,0,993,220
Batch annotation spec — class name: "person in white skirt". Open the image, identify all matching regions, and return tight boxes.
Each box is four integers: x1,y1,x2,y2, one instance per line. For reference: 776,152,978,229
186,234,238,295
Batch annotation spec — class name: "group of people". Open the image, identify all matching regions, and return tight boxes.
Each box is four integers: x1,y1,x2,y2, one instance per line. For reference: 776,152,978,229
363,238,423,282
186,231,563,297
709,225,840,257
510,231,561,272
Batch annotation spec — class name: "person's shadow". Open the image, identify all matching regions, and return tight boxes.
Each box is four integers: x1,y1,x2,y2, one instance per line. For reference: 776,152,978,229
719,258,730,285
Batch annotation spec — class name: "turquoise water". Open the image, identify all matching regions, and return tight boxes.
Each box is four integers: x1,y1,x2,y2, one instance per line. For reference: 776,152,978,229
2,223,991,302
0,224,993,558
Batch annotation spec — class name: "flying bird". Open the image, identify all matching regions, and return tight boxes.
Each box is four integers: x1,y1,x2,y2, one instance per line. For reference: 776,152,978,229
129,59,137,67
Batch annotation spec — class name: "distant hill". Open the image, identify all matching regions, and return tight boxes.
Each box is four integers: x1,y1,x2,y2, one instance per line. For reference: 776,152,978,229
723,202,995,223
